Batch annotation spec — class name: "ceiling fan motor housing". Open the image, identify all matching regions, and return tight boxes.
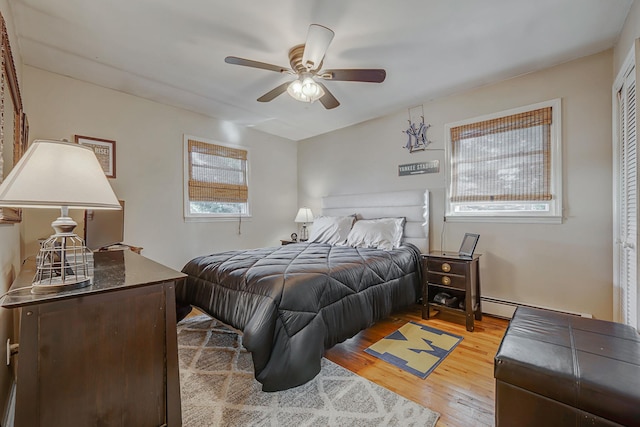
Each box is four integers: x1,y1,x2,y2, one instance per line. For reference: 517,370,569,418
289,44,322,74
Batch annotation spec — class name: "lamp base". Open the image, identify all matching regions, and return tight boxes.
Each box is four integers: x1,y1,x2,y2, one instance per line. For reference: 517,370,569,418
33,208,94,294
31,276,91,294
300,224,309,241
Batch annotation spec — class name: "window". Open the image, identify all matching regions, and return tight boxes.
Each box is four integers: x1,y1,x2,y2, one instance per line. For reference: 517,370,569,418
445,99,562,223
183,135,250,220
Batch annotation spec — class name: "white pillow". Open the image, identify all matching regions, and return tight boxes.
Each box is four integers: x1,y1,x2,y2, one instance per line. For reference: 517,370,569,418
345,218,405,251
308,215,356,245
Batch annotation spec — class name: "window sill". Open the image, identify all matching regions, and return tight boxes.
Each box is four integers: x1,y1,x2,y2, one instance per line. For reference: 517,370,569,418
184,215,252,223
445,215,563,224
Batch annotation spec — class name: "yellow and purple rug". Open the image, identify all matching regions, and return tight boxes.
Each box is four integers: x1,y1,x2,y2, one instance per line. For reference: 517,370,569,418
365,321,463,379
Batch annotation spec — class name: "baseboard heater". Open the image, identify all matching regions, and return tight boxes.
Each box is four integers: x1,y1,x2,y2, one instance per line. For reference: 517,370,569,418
481,296,593,320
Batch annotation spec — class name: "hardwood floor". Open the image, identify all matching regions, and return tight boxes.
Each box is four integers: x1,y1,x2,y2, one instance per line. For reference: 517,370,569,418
324,305,509,427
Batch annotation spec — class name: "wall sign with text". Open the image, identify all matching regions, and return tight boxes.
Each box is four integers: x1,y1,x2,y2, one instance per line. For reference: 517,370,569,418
398,160,439,176
75,135,116,178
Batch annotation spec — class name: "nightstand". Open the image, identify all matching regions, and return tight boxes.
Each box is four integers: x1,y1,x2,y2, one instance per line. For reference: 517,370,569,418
422,251,482,331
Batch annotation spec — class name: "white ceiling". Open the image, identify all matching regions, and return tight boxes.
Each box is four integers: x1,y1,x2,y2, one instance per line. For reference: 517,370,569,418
9,0,633,141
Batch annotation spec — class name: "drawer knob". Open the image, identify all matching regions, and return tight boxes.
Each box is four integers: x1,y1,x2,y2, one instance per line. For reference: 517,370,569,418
441,263,451,273
442,276,451,286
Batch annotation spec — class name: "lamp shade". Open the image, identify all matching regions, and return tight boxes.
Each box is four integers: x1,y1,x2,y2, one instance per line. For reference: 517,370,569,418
0,140,121,210
294,207,314,223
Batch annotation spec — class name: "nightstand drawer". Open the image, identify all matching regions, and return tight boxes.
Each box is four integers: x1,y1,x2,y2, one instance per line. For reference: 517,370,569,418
426,258,467,276
426,272,467,289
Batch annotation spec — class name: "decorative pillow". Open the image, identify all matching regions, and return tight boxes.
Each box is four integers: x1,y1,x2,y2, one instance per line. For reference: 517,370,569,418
345,217,405,251
308,215,356,245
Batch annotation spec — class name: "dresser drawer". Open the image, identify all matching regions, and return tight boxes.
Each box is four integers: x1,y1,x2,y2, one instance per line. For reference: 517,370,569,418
426,272,467,290
426,258,467,276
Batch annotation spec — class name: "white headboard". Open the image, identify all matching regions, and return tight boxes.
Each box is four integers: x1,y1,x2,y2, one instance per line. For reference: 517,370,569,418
321,189,429,253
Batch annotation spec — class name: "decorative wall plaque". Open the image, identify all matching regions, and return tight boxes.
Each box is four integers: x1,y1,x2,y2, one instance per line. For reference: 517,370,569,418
398,160,440,176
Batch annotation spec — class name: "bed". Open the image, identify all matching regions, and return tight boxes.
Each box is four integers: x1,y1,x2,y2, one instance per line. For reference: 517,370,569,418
175,189,430,391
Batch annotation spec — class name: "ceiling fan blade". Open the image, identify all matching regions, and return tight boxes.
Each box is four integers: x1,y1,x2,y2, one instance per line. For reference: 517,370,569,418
315,82,340,109
225,56,290,74
257,82,290,102
302,24,335,71
321,69,386,83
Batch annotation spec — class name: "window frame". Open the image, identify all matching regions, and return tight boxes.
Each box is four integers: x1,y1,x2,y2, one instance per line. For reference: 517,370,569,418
183,134,251,222
444,98,563,224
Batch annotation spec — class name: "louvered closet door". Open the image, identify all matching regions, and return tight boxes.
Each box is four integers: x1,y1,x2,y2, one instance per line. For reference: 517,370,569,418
616,65,639,329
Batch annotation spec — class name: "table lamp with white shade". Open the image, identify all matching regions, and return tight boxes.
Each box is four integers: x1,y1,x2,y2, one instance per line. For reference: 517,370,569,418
0,140,122,294
294,207,314,241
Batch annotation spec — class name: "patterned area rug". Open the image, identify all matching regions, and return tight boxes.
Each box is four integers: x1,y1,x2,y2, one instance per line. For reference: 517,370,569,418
365,321,463,379
178,315,440,427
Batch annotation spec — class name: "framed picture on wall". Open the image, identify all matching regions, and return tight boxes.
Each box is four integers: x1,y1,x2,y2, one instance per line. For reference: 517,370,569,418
20,112,29,157
75,135,116,178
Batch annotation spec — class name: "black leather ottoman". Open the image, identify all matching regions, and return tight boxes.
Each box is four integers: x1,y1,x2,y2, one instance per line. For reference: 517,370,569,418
494,307,640,426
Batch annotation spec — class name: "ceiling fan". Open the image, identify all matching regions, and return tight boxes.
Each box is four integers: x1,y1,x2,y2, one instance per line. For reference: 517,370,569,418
224,24,386,109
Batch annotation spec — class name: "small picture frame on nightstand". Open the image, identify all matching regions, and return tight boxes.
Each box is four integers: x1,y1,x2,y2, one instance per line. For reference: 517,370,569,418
458,233,480,258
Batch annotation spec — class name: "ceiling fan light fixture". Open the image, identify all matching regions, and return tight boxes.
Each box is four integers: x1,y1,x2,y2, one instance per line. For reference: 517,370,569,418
225,24,384,109
301,77,322,97
287,78,324,103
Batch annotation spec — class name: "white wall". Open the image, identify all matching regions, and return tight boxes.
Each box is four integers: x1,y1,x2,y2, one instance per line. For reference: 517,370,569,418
615,0,640,74
299,50,614,320
22,67,298,271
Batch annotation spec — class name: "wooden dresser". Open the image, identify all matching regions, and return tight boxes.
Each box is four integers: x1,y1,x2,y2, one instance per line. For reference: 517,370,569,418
2,250,186,427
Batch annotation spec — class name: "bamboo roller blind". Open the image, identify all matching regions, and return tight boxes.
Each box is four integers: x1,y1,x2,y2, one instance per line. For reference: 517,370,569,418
450,107,552,203
188,139,248,204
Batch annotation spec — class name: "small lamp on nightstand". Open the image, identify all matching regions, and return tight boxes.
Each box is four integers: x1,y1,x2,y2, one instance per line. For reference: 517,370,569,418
0,140,122,294
294,207,314,241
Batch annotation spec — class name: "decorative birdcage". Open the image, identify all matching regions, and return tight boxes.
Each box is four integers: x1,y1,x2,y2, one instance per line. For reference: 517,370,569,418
33,220,94,294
